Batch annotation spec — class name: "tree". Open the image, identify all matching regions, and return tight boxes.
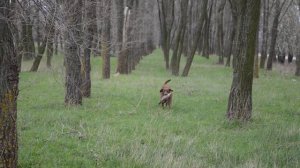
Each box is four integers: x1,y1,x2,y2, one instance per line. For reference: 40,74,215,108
82,0,97,97
64,0,83,105
266,0,281,70
0,0,20,166
115,0,125,74
157,0,175,69
30,12,54,72
216,0,226,64
101,0,112,79
296,0,300,76
202,0,213,59
170,0,189,76
182,0,208,77
21,1,35,61
225,1,237,67
30,1,56,72
226,0,261,121
260,0,269,69
46,5,56,68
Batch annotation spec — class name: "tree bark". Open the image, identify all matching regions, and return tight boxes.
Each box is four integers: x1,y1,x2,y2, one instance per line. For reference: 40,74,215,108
101,0,111,79
226,0,261,121
82,0,97,97
64,0,83,105
0,1,20,166
182,0,208,77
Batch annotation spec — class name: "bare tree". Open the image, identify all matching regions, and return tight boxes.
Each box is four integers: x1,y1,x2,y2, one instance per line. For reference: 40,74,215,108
30,1,56,72
21,1,36,61
260,0,270,69
202,0,213,59
63,0,83,105
157,0,175,69
170,0,189,76
46,4,56,68
216,0,226,64
296,0,300,76
82,0,97,97
226,0,261,121
225,1,237,67
266,0,292,70
182,0,208,77
101,0,112,79
266,0,281,70
115,0,125,74
0,0,20,166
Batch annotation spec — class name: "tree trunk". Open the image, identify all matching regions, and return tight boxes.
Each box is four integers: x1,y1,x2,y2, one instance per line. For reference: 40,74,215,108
157,0,175,70
266,0,280,70
117,5,131,74
171,0,188,76
81,0,97,97
101,0,111,79
30,36,47,72
260,0,269,69
225,5,237,67
295,1,300,76
0,1,20,166
216,0,226,64
46,22,55,68
182,0,208,77
253,31,259,78
64,0,83,105
54,30,59,55
202,1,213,59
35,9,41,49
226,0,261,121
115,0,125,73
22,20,35,61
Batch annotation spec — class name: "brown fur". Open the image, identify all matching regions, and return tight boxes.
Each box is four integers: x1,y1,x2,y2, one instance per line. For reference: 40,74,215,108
159,79,173,108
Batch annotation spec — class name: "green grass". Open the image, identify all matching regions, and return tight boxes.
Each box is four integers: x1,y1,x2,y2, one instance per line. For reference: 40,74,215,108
18,50,300,167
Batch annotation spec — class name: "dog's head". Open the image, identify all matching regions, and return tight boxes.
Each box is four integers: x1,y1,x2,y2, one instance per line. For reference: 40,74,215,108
160,84,173,96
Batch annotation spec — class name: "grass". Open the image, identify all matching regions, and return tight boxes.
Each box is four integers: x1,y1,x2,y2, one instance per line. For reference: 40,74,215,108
18,50,300,167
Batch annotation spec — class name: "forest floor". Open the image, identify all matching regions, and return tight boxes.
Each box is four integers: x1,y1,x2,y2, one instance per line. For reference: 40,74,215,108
18,50,300,167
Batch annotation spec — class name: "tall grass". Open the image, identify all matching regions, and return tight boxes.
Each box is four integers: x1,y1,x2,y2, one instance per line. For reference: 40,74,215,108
18,50,300,167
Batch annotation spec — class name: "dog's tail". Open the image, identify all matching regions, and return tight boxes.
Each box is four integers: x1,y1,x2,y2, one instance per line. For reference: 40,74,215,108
164,79,171,84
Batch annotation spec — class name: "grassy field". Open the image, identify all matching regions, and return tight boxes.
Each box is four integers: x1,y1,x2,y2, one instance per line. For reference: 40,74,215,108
18,50,300,167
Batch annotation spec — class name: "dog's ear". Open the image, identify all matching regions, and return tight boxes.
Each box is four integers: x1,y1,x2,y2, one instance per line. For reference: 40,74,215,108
170,89,173,92
160,89,163,92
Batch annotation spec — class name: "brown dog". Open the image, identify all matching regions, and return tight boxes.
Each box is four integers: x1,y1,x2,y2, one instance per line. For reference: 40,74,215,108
159,79,173,108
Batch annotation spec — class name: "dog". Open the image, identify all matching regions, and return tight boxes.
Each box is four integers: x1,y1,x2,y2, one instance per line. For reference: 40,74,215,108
159,79,173,108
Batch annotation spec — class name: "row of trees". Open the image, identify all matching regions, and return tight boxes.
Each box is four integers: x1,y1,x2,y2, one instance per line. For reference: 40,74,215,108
1,0,300,166
158,0,300,77
9,0,158,104
1,0,158,166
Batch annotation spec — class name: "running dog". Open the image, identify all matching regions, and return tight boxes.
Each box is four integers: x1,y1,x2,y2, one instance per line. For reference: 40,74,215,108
159,79,173,108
